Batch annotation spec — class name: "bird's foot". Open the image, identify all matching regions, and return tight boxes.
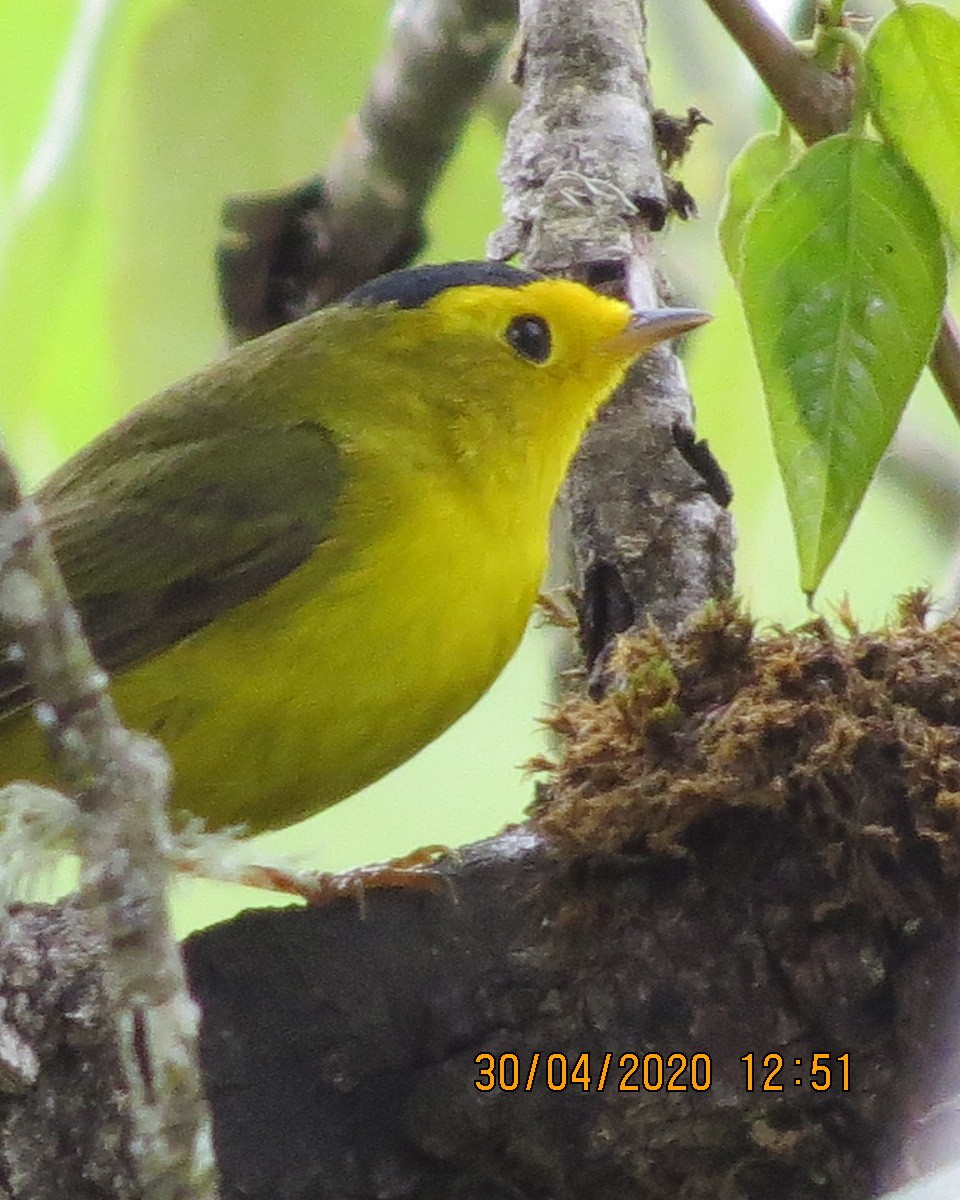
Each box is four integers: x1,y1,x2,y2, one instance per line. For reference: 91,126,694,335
229,844,455,910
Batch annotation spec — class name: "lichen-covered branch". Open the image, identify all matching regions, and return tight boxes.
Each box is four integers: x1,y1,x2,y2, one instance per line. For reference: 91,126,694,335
218,0,517,341
490,0,734,682
0,444,216,1200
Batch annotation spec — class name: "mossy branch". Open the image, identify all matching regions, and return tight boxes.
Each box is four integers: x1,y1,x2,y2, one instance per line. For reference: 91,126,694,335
8,603,960,1198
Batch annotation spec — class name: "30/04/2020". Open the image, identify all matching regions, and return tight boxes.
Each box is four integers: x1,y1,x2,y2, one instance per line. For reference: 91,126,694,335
474,1051,712,1093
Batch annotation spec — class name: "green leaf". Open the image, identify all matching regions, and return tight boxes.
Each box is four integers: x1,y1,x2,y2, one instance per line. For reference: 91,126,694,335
718,130,797,278
867,2,960,248
739,134,946,596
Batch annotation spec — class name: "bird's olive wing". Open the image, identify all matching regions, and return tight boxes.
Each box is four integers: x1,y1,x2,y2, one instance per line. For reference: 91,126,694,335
0,417,343,716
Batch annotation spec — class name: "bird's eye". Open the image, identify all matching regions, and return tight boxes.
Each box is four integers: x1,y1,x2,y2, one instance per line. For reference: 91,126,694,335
505,314,552,364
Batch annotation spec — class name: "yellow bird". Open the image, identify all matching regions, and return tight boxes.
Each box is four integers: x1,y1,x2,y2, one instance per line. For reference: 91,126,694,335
0,262,708,834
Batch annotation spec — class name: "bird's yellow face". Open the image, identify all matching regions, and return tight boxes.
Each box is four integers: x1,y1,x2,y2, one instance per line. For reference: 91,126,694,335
419,278,642,434
314,268,707,499
366,276,700,501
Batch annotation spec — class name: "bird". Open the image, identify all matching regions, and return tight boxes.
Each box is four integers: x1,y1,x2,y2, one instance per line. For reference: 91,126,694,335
0,261,709,836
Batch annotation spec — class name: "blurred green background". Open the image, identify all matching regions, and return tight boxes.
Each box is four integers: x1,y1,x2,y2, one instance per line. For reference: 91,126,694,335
2,0,958,933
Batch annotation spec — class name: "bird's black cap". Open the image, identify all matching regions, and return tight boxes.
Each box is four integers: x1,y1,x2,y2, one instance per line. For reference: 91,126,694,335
343,261,542,310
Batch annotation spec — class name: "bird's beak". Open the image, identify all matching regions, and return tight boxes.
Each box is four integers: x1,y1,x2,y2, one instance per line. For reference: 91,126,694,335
604,306,712,355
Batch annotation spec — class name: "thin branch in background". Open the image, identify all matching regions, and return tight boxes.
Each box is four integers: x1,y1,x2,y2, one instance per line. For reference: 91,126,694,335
932,309,960,430
936,540,960,621
490,0,734,686
702,0,960,438
0,442,217,1200
878,424,960,620
880,427,960,546
218,0,517,342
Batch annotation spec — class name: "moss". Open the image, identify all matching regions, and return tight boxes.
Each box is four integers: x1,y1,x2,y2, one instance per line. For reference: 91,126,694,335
533,598,960,923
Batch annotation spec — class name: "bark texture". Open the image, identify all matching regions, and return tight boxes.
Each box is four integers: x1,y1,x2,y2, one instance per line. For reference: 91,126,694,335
490,0,734,682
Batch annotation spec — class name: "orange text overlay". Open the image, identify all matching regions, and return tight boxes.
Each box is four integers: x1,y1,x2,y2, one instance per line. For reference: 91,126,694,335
474,1051,711,1093
474,1052,852,1093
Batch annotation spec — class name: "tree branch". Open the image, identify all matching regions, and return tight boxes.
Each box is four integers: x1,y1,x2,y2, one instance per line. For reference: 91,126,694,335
490,0,734,684
702,0,854,142
218,0,517,342
931,310,960,430
0,443,216,1200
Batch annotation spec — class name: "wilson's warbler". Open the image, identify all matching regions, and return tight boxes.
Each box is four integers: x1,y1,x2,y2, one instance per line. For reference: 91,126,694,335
0,262,708,833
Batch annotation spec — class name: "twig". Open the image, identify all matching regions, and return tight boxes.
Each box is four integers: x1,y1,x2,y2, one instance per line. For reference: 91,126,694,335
932,311,960,430
880,427,960,549
218,0,517,342
702,0,854,142
0,443,217,1200
490,0,734,686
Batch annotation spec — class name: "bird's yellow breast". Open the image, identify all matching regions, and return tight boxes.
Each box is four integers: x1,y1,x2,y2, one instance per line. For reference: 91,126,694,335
0,458,546,834
143,469,545,832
